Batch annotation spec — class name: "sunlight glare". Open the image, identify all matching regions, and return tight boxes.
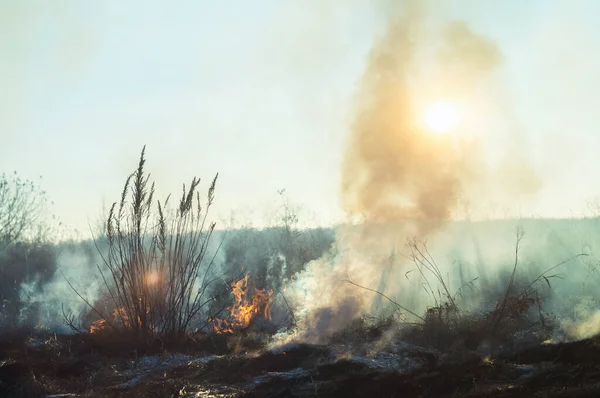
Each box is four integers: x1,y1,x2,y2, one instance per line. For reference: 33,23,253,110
423,101,461,134
146,271,160,286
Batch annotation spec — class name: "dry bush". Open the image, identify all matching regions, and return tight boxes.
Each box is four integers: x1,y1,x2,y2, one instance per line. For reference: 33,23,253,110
0,242,57,331
343,227,577,352
65,147,223,346
0,172,49,247
0,172,55,334
400,228,578,352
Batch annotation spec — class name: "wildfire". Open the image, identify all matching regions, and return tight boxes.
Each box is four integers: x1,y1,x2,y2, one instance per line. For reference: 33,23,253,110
88,306,137,334
213,273,273,334
89,318,108,334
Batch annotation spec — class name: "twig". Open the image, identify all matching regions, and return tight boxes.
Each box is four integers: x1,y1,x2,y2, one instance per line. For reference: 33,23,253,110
61,303,84,334
60,269,116,330
491,227,524,330
277,289,296,326
527,253,588,290
344,279,425,322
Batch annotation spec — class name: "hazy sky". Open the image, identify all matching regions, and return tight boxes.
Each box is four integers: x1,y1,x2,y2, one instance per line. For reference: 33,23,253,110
2,0,600,236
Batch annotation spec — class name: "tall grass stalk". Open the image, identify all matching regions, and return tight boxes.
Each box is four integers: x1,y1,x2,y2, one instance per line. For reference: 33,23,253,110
77,147,221,344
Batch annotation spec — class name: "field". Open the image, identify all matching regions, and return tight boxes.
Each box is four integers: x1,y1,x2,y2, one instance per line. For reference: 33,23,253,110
3,207,600,397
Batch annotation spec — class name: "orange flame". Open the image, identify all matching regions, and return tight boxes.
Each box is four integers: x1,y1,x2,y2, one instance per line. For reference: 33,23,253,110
213,273,273,334
88,306,142,334
89,318,109,334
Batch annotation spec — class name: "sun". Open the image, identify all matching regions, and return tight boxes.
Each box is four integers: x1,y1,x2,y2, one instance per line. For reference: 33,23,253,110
422,101,461,134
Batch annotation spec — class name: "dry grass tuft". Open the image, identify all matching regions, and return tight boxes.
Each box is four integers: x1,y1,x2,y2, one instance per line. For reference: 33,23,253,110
63,146,225,347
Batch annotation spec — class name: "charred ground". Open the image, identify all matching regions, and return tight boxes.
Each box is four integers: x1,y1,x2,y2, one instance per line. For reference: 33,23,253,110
2,315,600,398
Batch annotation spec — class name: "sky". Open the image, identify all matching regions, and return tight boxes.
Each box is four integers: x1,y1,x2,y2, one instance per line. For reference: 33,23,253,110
2,0,600,237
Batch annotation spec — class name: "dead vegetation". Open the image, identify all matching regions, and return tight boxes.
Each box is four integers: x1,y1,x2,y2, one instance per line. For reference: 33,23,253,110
0,172,49,246
1,220,596,398
0,258,598,398
60,147,225,347
355,228,585,357
2,150,600,397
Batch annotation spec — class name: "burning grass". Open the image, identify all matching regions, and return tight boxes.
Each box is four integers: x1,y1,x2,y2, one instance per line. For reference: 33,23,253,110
0,285,597,397
59,147,223,347
3,148,600,396
212,273,275,335
3,214,596,398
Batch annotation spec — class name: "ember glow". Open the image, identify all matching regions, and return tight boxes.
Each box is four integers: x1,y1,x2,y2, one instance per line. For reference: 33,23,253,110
89,318,108,334
145,271,160,286
88,306,137,334
213,273,274,334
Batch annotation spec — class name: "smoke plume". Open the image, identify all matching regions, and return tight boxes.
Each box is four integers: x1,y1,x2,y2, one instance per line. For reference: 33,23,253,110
284,1,512,343
341,9,500,229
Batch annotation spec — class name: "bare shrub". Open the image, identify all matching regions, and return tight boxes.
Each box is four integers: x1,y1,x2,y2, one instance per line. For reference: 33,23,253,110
0,172,59,334
0,172,49,246
0,241,57,330
407,238,461,312
340,227,586,352
401,228,585,351
66,147,222,345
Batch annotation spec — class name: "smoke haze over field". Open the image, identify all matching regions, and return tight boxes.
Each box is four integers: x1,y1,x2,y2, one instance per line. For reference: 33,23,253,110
4,1,600,346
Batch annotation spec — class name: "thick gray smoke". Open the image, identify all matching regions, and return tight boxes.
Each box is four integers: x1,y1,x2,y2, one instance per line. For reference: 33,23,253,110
8,1,600,345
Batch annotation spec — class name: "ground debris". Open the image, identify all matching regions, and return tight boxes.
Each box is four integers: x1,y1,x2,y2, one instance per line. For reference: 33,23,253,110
3,332,600,397
44,395,80,398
